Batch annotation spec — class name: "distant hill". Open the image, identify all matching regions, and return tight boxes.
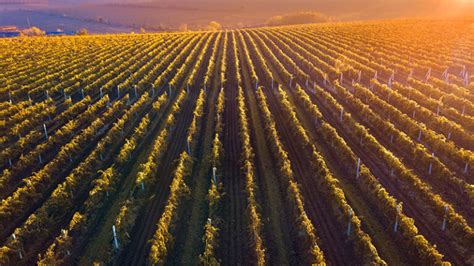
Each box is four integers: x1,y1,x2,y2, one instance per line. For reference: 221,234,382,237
2,0,473,33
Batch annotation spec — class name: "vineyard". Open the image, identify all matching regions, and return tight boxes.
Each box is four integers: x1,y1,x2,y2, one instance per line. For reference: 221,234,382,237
0,19,473,265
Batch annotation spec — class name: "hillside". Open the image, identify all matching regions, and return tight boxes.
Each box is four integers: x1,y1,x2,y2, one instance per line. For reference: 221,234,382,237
0,19,473,265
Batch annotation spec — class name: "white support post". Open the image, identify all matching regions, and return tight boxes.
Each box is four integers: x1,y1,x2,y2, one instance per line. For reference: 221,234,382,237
374,71,378,81
390,134,394,143
442,205,448,231
447,131,451,140
99,153,103,161
347,208,353,236
462,106,465,116
390,168,395,176
28,92,31,102
357,70,362,83
8,91,12,104
112,225,119,250
212,167,217,184
425,67,431,81
428,162,433,175
38,154,43,164
394,203,402,233
134,85,138,98
442,68,448,80
464,163,469,173
409,69,413,79
412,109,416,118
340,72,343,84
418,129,422,142
187,139,191,155
464,72,469,87
141,182,145,191
100,87,103,99
45,90,49,100
356,158,361,179
460,65,465,77
43,124,48,140
169,84,172,96
11,234,23,260
8,158,12,167
436,104,440,115
117,86,120,99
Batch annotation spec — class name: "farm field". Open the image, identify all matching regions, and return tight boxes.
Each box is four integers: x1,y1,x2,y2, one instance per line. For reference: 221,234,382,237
0,19,473,265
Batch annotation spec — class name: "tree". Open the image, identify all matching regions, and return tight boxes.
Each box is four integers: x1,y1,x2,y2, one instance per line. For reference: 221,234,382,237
179,23,188,32
207,21,221,31
78,28,88,35
21,27,44,36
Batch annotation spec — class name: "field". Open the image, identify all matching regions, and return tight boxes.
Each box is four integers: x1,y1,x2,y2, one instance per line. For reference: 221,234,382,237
0,19,473,265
